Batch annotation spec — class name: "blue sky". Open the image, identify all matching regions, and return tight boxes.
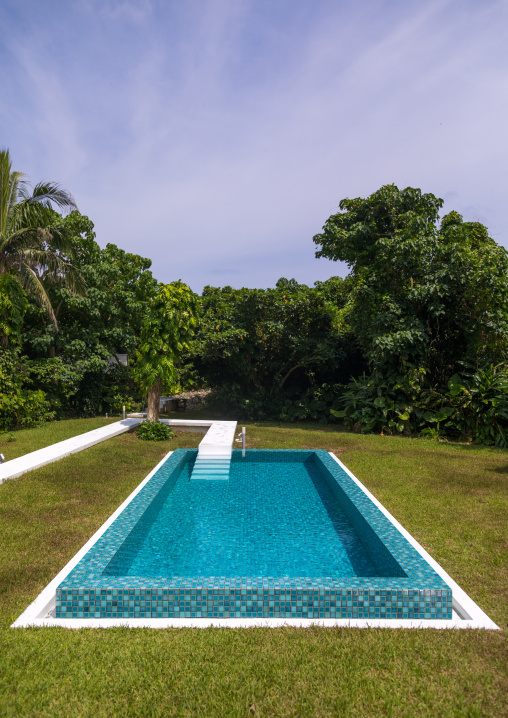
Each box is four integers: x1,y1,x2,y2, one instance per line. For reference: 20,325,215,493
2,0,507,293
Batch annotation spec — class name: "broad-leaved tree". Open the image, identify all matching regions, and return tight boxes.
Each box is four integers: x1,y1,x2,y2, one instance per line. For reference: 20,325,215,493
133,281,198,422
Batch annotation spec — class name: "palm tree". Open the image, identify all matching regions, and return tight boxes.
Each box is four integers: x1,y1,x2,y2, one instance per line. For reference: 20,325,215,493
0,148,86,346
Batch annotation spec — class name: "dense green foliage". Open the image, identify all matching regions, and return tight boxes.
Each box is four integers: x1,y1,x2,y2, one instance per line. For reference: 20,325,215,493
0,349,54,431
1,164,506,446
1,208,158,425
313,184,508,444
331,363,508,446
136,420,175,441
314,185,508,376
187,277,364,420
0,273,27,347
22,212,158,416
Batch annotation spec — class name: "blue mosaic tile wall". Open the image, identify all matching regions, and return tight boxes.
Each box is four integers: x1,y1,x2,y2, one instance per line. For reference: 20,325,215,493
55,450,453,620
56,581,452,619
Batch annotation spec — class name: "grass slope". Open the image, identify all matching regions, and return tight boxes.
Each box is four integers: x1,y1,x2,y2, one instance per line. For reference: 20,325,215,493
0,419,507,717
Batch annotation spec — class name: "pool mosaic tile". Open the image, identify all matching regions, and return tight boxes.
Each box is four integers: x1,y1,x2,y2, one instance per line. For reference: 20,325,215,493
55,450,453,619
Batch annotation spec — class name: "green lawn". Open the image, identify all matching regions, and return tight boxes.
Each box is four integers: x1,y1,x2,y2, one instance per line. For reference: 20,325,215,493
0,416,118,461
0,419,507,717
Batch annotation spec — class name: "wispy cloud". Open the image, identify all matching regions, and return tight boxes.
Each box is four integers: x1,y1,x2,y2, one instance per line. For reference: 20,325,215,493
1,0,506,291
93,0,154,23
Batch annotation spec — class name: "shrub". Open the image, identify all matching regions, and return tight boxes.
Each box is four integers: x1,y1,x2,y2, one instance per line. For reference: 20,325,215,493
331,363,508,447
330,373,415,434
136,420,175,441
0,349,55,431
438,364,508,447
0,388,55,432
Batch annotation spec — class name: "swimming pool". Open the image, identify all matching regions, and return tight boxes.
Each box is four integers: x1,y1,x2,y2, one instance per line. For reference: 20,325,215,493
55,450,453,620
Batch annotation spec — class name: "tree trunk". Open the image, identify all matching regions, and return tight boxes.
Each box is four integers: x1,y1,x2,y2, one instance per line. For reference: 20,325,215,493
146,376,162,422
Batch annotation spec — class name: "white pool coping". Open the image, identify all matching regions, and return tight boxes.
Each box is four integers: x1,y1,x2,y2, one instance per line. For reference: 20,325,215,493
12,451,500,630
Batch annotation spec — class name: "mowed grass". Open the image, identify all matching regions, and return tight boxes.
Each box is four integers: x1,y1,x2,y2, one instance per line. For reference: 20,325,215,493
0,419,507,717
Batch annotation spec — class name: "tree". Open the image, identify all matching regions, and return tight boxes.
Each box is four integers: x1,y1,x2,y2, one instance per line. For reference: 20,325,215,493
314,184,508,441
0,274,27,348
314,184,508,381
21,213,159,416
0,148,85,347
132,281,198,422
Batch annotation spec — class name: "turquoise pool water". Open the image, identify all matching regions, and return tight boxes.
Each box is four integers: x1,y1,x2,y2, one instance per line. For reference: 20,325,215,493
105,452,379,578
55,450,453,620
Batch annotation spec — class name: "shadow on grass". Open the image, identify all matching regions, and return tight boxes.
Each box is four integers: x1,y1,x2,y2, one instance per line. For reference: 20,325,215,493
492,463,508,474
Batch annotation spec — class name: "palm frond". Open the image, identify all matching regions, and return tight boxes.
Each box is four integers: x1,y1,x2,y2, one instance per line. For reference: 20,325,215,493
38,223,80,259
0,149,31,235
58,262,87,296
7,171,26,215
1,149,85,320
4,222,79,262
17,247,87,296
0,149,13,236
0,226,41,257
9,200,59,234
21,182,78,213
2,225,86,297
16,265,58,330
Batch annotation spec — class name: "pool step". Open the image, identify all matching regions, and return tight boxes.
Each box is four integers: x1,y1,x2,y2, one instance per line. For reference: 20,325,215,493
190,454,231,481
189,420,236,481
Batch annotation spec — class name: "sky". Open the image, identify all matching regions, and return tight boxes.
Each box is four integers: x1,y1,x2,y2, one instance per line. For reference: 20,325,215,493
1,0,507,294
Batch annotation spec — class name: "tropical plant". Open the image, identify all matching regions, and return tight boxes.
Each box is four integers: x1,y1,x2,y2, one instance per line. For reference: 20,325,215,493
0,274,27,347
136,420,175,441
437,364,508,447
0,148,85,346
20,216,157,416
315,184,508,439
330,373,416,434
0,349,54,431
132,281,199,422
331,362,508,446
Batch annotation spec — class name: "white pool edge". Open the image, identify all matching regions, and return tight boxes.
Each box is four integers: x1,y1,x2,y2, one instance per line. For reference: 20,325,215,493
327,453,499,631
12,451,500,630
11,450,176,628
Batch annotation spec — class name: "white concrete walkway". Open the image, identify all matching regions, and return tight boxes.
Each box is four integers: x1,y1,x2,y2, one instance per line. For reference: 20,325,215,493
0,419,141,485
0,418,237,485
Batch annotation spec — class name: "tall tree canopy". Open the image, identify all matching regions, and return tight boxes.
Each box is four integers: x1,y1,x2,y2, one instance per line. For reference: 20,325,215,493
188,277,363,420
21,213,159,416
314,184,508,381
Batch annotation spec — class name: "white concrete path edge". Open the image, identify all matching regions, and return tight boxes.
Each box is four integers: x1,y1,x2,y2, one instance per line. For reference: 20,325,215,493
12,449,499,630
0,419,142,484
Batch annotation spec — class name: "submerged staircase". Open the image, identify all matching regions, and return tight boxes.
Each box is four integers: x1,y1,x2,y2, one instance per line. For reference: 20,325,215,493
190,421,236,481
190,453,232,480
